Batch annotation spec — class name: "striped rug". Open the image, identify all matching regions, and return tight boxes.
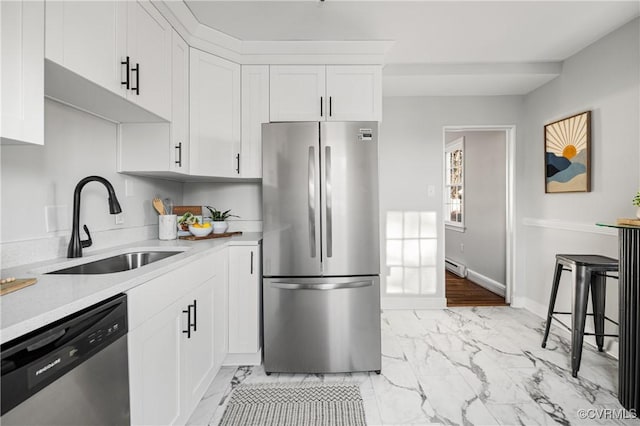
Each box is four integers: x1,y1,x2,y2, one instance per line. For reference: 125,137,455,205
219,382,367,426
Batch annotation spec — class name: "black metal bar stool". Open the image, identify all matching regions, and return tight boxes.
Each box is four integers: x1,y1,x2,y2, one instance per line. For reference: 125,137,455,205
541,254,619,377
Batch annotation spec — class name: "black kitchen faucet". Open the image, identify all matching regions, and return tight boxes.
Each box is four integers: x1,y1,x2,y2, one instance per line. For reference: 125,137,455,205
67,176,122,258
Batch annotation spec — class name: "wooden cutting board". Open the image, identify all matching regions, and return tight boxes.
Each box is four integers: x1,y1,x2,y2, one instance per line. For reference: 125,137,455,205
173,205,203,216
179,231,242,241
617,218,640,226
1,278,37,296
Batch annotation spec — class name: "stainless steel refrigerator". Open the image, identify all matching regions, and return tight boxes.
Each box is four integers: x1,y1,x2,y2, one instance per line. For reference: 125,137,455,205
262,121,381,374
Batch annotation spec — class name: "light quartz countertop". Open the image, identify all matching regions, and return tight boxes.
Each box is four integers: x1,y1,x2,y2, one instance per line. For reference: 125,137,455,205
0,233,262,344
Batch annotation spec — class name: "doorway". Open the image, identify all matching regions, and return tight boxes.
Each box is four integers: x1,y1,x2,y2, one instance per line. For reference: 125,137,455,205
442,126,516,306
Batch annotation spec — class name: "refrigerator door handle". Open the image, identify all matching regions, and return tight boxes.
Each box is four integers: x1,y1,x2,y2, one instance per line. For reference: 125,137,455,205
271,280,373,290
308,146,317,258
325,146,333,258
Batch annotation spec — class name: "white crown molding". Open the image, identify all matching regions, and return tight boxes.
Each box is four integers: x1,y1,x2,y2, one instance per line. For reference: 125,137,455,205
384,62,562,76
153,0,392,64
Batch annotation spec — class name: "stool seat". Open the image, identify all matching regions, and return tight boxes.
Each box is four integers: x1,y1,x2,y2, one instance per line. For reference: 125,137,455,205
541,254,619,378
556,254,619,269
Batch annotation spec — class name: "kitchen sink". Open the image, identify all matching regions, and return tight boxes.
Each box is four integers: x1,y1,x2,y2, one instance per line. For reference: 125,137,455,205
46,251,183,275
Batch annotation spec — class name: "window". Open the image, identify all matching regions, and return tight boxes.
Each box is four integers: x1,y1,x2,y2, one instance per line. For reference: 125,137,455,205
385,211,438,295
445,137,464,229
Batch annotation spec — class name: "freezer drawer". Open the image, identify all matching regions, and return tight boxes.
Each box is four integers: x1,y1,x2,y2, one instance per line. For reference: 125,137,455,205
263,276,381,374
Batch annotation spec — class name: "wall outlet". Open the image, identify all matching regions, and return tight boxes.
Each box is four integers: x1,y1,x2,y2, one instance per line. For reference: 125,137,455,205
427,185,435,198
115,213,125,225
45,205,69,232
125,179,134,197
460,243,464,252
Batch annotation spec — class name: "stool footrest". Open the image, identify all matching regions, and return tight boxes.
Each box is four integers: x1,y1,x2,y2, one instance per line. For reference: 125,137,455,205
594,273,619,279
548,315,619,335
584,332,619,338
551,311,619,326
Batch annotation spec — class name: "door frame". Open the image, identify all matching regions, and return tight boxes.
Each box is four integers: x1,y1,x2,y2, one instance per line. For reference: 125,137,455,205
441,125,516,303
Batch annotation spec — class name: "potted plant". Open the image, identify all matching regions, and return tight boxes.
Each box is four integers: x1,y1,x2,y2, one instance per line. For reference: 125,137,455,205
205,206,239,234
633,191,640,219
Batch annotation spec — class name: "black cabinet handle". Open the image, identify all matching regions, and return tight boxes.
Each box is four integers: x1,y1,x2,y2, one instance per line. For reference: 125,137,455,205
192,299,197,332
175,142,182,167
235,153,240,174
121,56,130,90
131,63,140,95
250,251,254,275
320,96,323,117
182,305,192,339
329,96,332,117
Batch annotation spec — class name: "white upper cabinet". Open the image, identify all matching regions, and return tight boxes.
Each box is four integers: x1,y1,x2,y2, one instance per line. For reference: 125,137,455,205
45,1,126,96
45,0,170,121
118,31,189,176
326,65,382,121
1,0,44,145
190,48,241,177
270,65,326,122
125,0,172,120
241,65,269,178
270,65,382,122
170,30,190,173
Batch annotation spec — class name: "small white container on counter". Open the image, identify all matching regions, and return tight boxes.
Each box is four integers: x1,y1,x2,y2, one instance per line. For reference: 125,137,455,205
158,215,177,240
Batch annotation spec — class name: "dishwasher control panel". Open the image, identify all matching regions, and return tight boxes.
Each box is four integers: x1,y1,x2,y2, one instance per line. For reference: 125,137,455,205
1,294,128,416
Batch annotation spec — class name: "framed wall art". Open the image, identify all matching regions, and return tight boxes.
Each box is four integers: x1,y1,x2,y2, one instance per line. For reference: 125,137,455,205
544,110,591,193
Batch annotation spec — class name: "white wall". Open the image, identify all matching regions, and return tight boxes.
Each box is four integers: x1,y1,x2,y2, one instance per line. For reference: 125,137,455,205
379,96,522,307
0,100,183,268
445,130,506,286
514,17,639,346
182,182,262,232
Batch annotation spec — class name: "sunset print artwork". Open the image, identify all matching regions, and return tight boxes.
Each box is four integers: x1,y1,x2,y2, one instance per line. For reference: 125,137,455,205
544,111,591,193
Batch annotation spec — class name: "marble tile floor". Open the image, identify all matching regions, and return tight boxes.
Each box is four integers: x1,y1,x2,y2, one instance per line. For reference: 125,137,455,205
187,307,639,425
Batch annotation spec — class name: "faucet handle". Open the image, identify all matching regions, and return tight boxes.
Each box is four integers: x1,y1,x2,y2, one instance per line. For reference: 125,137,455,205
81,225,93,248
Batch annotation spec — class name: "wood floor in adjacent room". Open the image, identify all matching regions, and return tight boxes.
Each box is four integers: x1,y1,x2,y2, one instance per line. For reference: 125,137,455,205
446,271,508,307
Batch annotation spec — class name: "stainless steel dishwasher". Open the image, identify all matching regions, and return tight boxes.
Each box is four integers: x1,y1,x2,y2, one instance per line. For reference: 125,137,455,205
1,294,130,425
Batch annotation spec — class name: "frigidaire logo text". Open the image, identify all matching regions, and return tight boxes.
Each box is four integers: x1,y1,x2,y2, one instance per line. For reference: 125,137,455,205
35,358,61,376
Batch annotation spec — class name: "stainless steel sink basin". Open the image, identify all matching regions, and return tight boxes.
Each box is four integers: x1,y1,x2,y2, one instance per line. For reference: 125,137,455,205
47,251,182,275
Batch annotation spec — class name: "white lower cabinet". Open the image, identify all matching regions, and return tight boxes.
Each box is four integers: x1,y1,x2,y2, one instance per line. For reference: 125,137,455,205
227,243,262,364
128,250,228,425
128,297,183,425
213,249,229,372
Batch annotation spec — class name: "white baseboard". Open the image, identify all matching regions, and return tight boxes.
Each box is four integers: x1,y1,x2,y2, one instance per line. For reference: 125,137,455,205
224,349,262,366
382,297,447,310
467,269,505,297
515,296,619,360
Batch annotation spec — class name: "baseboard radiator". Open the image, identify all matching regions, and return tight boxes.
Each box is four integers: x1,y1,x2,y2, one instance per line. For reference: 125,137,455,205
445,258,467,278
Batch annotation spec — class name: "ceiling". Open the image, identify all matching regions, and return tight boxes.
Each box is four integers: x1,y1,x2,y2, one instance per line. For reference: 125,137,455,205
183,1,640,96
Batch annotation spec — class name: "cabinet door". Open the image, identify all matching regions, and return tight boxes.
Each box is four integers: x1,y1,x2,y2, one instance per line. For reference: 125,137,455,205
1,0,44,145
128,301,183,426
45,1,126,96
190,49,241,177
270,65,325,122
241,65,269,178
126,0,171,120
229,245,261,354
181,281,215,419
171,30,190,173
212,250,229,370
326,65,382,121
